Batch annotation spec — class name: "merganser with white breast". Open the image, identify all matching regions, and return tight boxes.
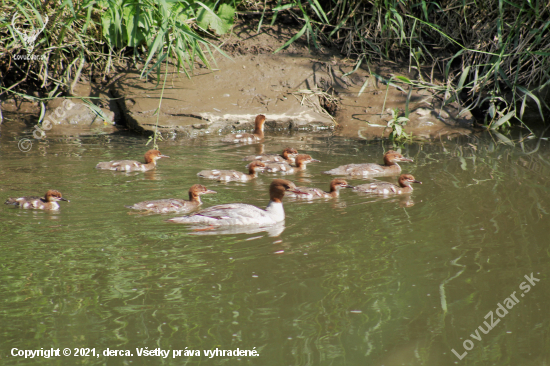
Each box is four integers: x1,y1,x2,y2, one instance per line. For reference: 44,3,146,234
96,149,169,172
286,179,354,199
221,114,266,143
167,179,299,226
126,184,216,213
353,174,422,195
198,161,266,182
264,154,320,173
324,150,412,177
243,147,298,164
5,190,69,210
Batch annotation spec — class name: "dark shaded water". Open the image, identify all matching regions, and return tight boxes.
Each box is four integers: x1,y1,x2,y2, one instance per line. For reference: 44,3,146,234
1,118,549,365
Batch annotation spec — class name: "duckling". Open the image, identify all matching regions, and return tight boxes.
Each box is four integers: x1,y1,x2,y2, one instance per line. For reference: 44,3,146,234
5,190,69,210
198,161,266,182
96,149,169,172
126,184,216,213
221,115,266,143
353,174,422,195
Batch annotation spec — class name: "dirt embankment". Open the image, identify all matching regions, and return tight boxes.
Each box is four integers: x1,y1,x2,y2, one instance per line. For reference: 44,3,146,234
2,18,474,139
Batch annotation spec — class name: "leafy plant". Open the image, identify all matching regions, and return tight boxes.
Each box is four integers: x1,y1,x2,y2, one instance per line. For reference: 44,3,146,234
1,0,234,97
386,108,411,142
261,0,549,130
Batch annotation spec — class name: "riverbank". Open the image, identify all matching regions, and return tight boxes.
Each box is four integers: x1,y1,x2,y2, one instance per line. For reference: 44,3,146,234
2,19,475,140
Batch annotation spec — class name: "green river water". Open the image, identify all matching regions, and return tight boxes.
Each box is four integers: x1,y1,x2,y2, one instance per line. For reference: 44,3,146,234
1,118,549,365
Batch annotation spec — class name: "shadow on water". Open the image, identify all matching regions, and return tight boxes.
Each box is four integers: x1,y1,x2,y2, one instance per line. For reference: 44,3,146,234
0,116,549,365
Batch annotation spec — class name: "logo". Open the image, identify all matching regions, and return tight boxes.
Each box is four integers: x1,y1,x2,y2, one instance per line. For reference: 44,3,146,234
11,12,48,61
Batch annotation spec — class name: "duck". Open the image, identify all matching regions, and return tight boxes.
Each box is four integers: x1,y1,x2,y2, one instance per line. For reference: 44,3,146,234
167,179,299,226
125,184,217,213
353,174,422,195
5,190,69,210
243,147,299,164
263,154,320,173
96,149,169,172
197,160,266,182
324,150,413,177
286,179,354,199
221,114,266,143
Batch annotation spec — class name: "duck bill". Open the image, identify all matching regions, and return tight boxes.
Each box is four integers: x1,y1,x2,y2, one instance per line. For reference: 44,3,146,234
310,159,321,162
59,198,70,202
204,190,217,194
413,180,422,184
399,157,413,162
160,154,170,159
344,185,355,189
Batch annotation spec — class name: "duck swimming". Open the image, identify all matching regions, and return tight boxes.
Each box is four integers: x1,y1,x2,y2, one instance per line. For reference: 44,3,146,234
126,184,216,213
324,150,413,177
167,179,300,226
5,190,69,210
221,115,266,143
198,161,266,182
353,174,422,195
243,147,298,164
96,149,169,172
286,179,354,199
263,154,320,173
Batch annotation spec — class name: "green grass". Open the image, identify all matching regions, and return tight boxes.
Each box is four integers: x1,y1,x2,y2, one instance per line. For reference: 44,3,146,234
257,0,550,130
1,0,234,98
2,0,549,132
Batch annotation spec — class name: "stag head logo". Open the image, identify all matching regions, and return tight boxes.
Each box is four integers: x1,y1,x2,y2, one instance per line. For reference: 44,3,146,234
11,12,49,55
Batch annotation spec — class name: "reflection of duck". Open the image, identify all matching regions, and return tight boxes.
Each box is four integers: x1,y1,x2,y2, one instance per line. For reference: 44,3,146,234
324,150,412,177
198,161,266,182
287,179,354,199
167,179,299,226
126,184,216,213
221,115,266,143
190,222,286,237
96,149,169,172
353,174,422,195
243,147,298,164
264,154,320,173
5,190,69,210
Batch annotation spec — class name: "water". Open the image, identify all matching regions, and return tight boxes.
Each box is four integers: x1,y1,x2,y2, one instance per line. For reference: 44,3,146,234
1,118,549,365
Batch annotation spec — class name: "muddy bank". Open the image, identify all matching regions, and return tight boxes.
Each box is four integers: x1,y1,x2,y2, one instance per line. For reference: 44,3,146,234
2,20,474,140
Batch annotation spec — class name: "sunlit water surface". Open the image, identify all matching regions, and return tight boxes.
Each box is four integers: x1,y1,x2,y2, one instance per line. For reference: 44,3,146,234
1,120,549,365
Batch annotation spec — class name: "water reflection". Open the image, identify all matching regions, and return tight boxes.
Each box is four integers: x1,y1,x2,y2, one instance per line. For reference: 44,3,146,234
188,222,286,237
1,119,550,366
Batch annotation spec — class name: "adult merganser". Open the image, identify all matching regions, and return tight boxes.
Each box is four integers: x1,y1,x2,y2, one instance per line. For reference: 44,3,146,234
286,179,354,199
353,174,422,194
324,150,412,177
5,190,69,210
264,154,320,173
167,179,299,226
243,147,299,164
221,115,266,143
198,161,266,182
96,149,169,172
125,184,216,213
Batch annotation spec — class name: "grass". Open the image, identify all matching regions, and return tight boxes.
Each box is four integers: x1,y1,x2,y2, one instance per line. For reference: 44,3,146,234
1,0,549,133
257,0,550,130
1,0,233,98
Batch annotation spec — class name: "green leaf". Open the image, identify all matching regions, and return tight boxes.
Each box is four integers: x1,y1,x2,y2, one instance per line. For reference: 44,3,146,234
490,110,515,130
457,66,470,91
517,86,544,121
394,124,402,136
394,75,411,84
492,131,514,146
274,23,307,53
197,1,234,35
